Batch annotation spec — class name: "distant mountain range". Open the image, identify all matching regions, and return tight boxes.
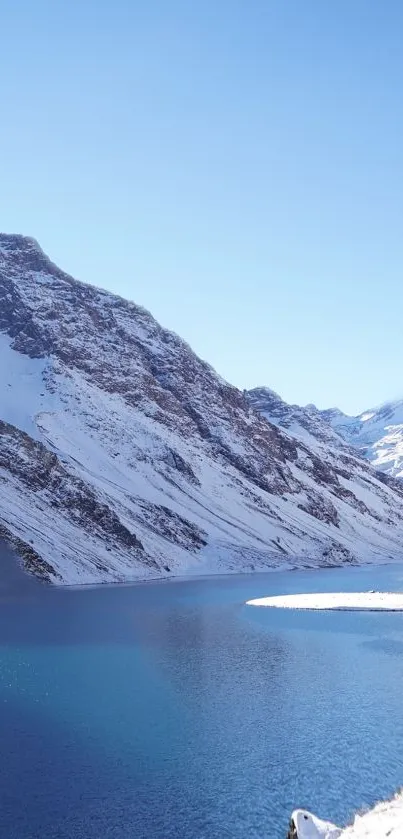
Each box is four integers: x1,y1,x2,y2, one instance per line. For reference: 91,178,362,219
2,233,403,584
247,388,403,478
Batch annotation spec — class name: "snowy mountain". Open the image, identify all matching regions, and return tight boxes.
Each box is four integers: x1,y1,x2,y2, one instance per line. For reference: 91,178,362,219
247,388,403,480
321,402,403,478
2,234,403,584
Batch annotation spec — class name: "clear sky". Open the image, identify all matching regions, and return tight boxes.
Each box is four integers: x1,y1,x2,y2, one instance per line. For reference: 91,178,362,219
2,0,403,414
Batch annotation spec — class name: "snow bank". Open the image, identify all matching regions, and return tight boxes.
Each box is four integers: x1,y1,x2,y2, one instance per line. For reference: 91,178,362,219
289,792,403,837
288,809,341,837
247,591,403,610
340,790,403,837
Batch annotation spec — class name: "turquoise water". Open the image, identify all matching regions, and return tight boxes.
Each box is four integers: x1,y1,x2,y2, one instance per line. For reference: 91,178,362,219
1,552,403,838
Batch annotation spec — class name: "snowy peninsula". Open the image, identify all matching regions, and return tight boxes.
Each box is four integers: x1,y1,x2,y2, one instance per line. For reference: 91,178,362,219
247,591,403,610
288,790,403,837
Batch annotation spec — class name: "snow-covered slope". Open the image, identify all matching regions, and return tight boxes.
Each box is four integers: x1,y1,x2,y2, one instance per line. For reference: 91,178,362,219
3,234,403,584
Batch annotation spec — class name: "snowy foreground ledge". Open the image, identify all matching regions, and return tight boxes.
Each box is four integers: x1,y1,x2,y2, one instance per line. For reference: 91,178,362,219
288,791,403,837
247,591,403,611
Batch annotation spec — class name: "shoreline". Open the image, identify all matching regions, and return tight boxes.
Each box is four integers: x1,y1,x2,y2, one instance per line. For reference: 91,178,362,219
3,534,403,591
42,557,403,592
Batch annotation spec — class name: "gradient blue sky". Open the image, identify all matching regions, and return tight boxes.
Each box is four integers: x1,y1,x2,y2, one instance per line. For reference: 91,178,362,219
2,1,403,414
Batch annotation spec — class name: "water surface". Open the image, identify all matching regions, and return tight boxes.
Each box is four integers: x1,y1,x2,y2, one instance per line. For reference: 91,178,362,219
1,548,403,838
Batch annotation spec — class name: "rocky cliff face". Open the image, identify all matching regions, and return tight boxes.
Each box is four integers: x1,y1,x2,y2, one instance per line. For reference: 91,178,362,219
2,234,403,583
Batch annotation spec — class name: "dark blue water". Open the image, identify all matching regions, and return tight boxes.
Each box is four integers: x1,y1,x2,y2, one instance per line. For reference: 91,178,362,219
1,548,403,838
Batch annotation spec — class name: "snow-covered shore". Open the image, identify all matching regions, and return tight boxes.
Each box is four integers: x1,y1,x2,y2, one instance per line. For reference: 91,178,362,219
247,591,403,610
289,791,403,837
340,790,403,836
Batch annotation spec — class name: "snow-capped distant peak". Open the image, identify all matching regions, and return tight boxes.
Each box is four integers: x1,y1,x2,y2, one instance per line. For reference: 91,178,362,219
249,381,403,481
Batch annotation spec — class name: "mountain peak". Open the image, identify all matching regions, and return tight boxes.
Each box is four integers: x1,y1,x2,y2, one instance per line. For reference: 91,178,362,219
248,386,282,400
247,388,349,449
0,233,42,253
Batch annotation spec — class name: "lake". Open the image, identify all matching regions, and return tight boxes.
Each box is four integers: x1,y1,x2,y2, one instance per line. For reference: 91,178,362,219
1,546,403,838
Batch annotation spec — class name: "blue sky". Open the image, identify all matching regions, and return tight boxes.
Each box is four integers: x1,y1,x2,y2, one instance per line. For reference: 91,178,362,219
2,0,403,414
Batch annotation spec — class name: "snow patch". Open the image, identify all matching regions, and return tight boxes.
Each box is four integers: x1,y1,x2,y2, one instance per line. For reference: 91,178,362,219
0,332,59,441
290,809,341,838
